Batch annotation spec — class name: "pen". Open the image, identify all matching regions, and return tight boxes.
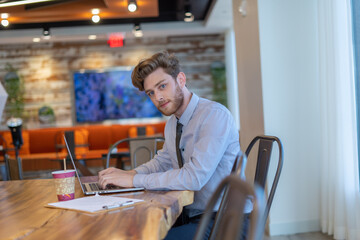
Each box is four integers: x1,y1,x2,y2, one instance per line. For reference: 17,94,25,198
102,200,134,210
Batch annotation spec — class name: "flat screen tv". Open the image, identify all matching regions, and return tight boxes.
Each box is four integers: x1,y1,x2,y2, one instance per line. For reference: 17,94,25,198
72,67,162,124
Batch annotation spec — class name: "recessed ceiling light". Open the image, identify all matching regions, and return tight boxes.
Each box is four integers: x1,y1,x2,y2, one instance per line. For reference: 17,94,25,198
88,35,97,40
92,9,100,15
1,19,9,27
1,13,8,19
92,15,100,23
33,37,41,42
128,0,137,12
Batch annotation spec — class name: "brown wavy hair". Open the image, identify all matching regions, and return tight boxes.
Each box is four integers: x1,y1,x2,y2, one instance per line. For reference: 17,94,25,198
131,51,181,91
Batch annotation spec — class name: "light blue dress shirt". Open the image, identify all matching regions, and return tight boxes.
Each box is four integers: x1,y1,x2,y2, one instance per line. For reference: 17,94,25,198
133,93,252,215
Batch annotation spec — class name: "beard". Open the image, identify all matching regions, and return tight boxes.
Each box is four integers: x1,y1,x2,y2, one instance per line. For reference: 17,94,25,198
157,83,184,116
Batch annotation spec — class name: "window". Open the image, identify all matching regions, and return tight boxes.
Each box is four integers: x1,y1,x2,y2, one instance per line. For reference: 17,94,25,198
351,0,360,179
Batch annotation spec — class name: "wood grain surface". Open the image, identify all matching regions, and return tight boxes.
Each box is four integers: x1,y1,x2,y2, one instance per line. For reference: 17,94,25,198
0,179,194,240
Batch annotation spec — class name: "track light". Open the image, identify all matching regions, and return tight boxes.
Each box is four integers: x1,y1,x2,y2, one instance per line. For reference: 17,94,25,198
132,23,143,38
184,4,194,22
128,0,137,12
91,8,100,23
1,13,9,27
43,27,51,39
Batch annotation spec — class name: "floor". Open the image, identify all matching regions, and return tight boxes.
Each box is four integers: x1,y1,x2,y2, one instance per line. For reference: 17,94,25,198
265,232,334,240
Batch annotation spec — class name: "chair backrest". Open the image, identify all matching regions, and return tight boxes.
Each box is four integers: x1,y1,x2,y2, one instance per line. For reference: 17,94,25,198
210,153,247,238
194,175,266,240
64,131,76,161
129,137,165,168
232,151,247,177
245,135,283,222
106,136,165,169
128,126,155,138
0,134,10,180
55,129,89,155
0,134,23,180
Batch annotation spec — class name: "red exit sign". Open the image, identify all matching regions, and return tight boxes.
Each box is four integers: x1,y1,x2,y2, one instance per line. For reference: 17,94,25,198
107,33,124,48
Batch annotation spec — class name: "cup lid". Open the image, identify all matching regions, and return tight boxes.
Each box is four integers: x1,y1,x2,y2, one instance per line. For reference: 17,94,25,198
52,169,76,178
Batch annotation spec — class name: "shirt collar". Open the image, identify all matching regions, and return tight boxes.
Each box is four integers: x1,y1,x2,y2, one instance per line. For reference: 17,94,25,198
178,93,199,126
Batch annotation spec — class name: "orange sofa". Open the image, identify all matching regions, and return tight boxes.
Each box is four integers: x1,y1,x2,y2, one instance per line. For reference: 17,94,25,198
0,121,166,172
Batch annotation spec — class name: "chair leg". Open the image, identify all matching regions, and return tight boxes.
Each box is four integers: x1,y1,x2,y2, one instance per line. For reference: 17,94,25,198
2,154,11,181
8,157,22,180
0,163,8,180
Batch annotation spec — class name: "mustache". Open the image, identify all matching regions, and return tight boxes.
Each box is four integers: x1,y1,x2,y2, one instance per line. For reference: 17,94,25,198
158,99,167,105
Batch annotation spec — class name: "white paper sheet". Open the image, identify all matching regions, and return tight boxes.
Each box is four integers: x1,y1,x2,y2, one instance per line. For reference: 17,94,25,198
47,195,144,213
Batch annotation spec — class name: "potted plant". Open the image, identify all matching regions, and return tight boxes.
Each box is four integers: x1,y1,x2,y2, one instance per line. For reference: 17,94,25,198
38,105,55,125
3,63,24,119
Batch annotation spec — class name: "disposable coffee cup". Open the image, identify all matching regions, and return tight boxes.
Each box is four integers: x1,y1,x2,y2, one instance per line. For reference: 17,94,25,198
52,170,76,201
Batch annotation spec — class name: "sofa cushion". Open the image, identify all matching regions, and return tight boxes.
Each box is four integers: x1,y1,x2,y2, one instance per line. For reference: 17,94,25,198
110,125,131,147
29,128,60,154
59,129,89,154
86,125,112,150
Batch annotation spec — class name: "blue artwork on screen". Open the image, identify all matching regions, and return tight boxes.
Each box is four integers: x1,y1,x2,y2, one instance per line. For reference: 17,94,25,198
73,67,162,123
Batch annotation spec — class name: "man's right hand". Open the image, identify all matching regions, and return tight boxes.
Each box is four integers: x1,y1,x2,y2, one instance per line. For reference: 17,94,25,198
98,167,137,189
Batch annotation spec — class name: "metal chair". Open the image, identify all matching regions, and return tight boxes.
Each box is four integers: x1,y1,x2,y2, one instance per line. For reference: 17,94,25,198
0,134,10,180
209,153,247,238
106,136,165,169
232,151,247,177
194,175,266,240
245,135,283,222
0,133,23,180
63,131,93,176
128,126,155,138
54,129,89,156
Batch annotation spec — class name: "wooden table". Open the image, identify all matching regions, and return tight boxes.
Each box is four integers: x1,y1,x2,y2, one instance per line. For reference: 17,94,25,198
0,179,194,240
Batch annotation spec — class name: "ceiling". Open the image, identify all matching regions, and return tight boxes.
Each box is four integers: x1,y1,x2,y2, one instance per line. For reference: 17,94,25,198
0,0,233,44
0,0,213,29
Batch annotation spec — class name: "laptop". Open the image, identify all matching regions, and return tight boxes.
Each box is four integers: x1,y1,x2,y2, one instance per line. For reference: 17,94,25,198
63,135,144,195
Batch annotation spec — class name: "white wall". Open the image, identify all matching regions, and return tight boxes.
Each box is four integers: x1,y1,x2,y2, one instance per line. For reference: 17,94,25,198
257,0,322,235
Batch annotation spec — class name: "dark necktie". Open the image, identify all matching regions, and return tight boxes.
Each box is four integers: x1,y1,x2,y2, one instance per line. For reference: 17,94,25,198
176,121,183,168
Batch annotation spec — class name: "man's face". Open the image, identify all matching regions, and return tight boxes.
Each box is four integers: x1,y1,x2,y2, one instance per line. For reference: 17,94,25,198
143,68,184,116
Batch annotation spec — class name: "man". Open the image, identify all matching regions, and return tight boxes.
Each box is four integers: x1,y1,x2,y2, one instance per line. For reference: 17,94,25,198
98,51,251,239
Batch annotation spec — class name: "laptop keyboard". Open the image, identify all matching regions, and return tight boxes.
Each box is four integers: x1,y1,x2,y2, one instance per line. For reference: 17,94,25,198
88,183,102,191
85,183,119,192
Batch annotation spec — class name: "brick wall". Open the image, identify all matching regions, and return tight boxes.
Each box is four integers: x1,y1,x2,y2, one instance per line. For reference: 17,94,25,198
0,34,225,129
